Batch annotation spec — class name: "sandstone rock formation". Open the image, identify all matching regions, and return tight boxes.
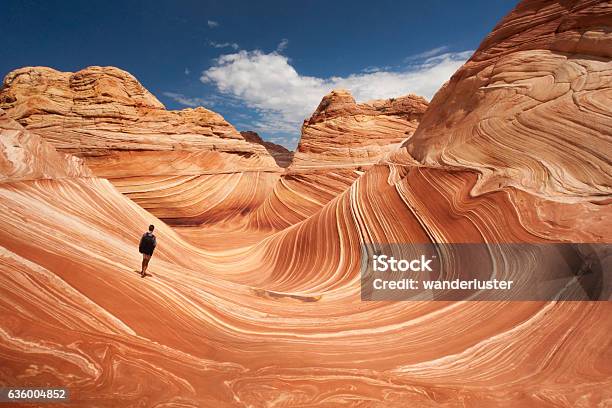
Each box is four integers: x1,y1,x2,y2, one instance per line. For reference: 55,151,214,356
291,89,428,170
243,90,429,232
405,0,611,203
0,108,90,182
0,66,268,160
241,131,293,168
0,66,282,225
0,0,610,407
0,69,428,231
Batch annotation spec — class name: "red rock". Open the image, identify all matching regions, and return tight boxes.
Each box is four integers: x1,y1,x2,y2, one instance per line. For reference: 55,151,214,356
405,0,611,203
240,130,294,168
0,1,610,406
0,66,282,225
291,89,428,170
0,66,277,170
0,108,90,182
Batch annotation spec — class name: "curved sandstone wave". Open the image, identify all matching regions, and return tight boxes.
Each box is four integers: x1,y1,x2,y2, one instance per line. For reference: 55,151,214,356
404,0,612,203
0,108,90,182
0,151,609,407
0,0,611,406
0,66,281,226
242,90,429,232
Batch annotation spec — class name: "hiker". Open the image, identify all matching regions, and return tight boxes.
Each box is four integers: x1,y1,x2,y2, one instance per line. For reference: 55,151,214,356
139,225,157,277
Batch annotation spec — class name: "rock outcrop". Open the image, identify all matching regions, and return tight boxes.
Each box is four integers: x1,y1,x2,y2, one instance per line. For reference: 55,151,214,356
0,66,282,225
244,90,429,231
240,130,293,168
0,1,610,407
405,0,611,203
0,108,90,182
290,89,428,170
0,66,278,172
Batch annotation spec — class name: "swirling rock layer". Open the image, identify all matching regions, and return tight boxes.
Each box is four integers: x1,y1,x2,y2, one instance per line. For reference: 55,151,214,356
0,108,90,182
0,0,611,406
405,0,611,203
0,66,281,226
238,90,429,233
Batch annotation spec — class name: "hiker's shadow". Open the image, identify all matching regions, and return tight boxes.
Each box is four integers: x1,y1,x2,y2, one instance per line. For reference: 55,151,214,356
133,270,153,278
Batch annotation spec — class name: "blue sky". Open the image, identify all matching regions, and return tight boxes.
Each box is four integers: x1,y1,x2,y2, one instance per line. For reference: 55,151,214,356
2,0,517,149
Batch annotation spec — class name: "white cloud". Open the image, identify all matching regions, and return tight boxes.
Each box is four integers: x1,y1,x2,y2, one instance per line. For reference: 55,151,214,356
184,67,190,75
207,20,219,28
201,48,473,136
362,65,391,73
276,39,289,52
404,45,449,61
209,41,239,50
162,92,213,108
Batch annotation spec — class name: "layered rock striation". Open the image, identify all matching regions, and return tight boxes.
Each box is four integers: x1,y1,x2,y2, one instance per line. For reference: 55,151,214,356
0,108,91,182
244,90,429,232
291,89,428,171
0,1,610,406
241,131,293,168
404,0,611,203
0,66,282,225
0,66,272,163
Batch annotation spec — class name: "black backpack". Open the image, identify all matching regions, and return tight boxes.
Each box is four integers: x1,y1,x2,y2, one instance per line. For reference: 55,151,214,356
139,232,156,252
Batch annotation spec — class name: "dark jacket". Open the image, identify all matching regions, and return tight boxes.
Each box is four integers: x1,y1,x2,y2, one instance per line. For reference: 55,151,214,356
139,232,157,256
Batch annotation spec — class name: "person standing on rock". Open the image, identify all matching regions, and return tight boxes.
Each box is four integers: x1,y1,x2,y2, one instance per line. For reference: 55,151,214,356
139,225,157,278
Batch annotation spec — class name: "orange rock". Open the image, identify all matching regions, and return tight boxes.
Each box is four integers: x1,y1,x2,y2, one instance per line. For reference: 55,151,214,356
404,0,611,203
0,66,282,226
292,89,428,170
0,66,278,172
0,0,610,406
0,108,90,182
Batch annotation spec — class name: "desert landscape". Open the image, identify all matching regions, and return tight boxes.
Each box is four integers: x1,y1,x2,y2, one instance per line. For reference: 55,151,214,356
0,0,610,406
